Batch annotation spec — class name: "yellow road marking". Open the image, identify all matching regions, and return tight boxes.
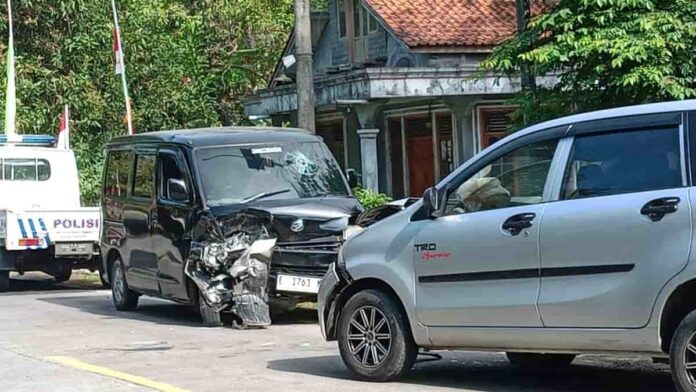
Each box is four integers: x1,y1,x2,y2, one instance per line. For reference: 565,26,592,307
46,355,190,392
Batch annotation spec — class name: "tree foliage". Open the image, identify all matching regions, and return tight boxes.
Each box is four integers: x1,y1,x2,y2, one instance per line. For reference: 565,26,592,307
482,0,696,128
0,0,295,204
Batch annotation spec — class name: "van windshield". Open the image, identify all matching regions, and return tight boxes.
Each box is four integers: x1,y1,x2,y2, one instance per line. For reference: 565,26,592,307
196,142,350,206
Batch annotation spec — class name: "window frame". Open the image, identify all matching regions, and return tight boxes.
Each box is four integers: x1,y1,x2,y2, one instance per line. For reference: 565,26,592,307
131,149,157,202
0,158,51,182
103,148,134,199
550,112,688,202
337,0,347,39
157,147,194,206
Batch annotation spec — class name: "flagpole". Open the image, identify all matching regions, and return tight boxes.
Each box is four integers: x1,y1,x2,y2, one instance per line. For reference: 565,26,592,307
110,0,133,135
4,0,16,137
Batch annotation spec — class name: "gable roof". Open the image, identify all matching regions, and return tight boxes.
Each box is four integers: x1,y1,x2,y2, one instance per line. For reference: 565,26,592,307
364,0,553,51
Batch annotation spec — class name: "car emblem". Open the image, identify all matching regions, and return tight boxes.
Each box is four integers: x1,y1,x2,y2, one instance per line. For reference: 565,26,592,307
290,219,305,233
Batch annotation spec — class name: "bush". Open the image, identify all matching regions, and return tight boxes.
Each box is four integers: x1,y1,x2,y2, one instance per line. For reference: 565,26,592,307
353,187,392,210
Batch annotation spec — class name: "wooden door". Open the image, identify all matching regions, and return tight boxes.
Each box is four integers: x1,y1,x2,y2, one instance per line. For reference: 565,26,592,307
407,136,434,197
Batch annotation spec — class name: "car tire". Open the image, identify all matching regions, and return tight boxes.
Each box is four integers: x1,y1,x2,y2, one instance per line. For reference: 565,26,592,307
111,259,139,311
192,287,222,327
0,270,9,292
337,289,418,382
52,263,72,283
506,352,576,367
670,309,696,392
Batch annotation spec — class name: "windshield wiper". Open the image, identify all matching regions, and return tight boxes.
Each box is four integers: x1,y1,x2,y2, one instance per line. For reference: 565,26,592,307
241,188,291,204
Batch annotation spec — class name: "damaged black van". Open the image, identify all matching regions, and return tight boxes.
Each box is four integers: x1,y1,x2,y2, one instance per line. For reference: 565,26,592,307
99,127,362,327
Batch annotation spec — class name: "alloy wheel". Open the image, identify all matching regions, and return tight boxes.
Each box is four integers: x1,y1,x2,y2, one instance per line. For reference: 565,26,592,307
346,306,392,368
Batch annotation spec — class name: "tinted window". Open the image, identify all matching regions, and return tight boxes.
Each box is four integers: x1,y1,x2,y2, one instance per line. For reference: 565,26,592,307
562,127,682,200
104,150,132,197
1,158,51,181
159,152,188,201
445,139,558,214
132,154,155,199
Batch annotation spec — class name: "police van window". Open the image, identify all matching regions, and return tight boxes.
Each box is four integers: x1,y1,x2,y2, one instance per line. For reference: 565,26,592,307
104,150,132,197
445,139,558,215
0,158,51,181
562,127,682,200
132,154,155,199
159,152,188,201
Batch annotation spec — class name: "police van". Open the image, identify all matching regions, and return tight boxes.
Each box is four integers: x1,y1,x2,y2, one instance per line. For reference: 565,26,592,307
0,135,100,291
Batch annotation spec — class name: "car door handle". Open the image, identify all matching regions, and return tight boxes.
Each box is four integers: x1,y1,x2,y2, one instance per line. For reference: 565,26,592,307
641,197,680,222
502,213,536,236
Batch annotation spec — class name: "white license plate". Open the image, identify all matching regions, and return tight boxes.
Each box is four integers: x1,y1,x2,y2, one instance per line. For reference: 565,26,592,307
276,274,321,294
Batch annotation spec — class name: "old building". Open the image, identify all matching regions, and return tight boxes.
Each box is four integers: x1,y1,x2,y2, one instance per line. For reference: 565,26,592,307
244,0,553,198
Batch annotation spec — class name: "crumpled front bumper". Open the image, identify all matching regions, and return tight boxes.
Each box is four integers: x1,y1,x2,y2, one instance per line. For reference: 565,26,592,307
317,262,348,341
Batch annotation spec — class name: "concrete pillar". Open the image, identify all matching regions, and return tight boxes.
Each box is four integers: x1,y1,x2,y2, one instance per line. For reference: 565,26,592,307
357,128,380,192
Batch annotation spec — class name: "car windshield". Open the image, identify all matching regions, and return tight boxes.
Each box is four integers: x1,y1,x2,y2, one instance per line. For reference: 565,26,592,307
196,142,350,206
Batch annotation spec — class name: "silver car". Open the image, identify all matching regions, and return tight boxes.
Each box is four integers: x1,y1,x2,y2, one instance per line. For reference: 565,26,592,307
319,100,696,391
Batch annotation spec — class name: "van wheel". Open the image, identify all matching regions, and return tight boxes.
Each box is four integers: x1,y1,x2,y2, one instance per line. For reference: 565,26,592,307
0,270,9,292
111,259,139,311
52,263,72,283
337,289,417,382
669,309,696,391
192,287,222,327
506,352,576,367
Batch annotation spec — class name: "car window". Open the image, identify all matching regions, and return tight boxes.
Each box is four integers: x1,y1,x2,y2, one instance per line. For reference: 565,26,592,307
132,153,155,199
104,150,132,197
0,158,50,181
444,139,558,215
159,152,189,201
562,127,682,200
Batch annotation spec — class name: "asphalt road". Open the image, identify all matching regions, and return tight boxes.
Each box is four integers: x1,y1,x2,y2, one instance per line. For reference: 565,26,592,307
0,273,678,392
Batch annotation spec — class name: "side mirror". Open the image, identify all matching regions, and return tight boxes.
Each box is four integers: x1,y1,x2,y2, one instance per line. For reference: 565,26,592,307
346,169,360,189
167,178,189,203
422,187,441,216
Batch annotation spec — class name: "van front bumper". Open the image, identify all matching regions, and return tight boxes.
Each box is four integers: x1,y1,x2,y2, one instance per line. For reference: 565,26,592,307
318,262,349,341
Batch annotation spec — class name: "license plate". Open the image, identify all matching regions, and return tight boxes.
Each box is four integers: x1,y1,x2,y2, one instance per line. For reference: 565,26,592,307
276,274,321,294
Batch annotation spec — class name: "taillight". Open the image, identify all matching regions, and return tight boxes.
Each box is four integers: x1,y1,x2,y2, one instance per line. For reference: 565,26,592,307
19,238,43,247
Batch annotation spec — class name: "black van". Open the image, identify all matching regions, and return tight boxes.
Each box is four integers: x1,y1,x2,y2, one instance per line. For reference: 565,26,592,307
99,127,362,327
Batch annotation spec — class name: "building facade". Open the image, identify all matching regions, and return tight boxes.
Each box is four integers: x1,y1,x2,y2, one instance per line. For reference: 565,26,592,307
245,0,553,198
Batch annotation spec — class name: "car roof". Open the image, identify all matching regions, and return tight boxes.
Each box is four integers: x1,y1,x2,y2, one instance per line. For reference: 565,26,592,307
106,126,321,148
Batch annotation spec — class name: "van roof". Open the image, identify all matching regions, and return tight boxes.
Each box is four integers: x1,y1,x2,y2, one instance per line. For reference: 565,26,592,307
106,126,321,148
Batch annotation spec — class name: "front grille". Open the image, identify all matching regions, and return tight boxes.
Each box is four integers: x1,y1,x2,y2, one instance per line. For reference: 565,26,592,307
275,236,342,254
272,264,329,278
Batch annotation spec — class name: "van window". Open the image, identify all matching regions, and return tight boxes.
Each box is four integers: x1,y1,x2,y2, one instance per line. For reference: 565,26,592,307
562,127,682,200
0,158,51,181
159,152,189,202
445,139,558,215
104,150,132,197
132,153,155,199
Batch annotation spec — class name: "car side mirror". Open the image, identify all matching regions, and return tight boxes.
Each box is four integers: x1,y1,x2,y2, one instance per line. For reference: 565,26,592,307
167,178,189,203
346,169,360,189
422,187,441,216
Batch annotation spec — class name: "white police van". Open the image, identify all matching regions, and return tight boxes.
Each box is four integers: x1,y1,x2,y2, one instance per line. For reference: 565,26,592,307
0,135,100,291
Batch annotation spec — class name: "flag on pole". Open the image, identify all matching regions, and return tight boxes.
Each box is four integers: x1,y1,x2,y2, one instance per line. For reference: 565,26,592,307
110,0,134,135
57,105,70,149
4,0,17,137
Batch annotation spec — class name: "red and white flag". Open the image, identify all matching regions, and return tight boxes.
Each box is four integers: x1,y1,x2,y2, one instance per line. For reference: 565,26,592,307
57,105,70,150
113,27,125,75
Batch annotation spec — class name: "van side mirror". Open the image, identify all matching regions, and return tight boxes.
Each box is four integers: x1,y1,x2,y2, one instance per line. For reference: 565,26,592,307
346,169,360,189
167,178,189,203
422,187,440,216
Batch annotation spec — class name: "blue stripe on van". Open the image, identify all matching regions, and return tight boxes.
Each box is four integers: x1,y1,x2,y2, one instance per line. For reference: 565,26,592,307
37,218,51,245
27,219,38,239
17,219,27,238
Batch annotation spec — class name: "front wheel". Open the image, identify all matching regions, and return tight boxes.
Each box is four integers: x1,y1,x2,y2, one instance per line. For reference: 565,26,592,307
0,270,9,292
506,352,576,367
111,259,139,311
191,286,222,327
337,289,417,382
670,310,696,391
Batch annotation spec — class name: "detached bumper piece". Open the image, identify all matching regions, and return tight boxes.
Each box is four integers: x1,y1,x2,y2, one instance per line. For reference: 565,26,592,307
185,209,276,329
318,263,348,341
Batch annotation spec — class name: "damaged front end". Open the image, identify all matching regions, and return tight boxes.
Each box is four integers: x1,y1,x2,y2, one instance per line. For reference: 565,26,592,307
185,209,276,328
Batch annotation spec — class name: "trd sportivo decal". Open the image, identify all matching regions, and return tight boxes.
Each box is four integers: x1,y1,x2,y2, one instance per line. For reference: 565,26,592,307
418,263,635,283
414,243,451,261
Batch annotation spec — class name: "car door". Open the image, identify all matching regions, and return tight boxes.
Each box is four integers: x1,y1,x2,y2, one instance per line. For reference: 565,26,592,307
154,148,196,301
414,135,562,327
538,113,691,328
123,149,159,293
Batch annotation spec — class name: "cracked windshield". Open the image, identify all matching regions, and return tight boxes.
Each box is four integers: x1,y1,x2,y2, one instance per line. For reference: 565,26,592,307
196,142,349,206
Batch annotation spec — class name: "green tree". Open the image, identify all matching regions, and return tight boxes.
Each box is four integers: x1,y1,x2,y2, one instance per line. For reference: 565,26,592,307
0,0,294,204
482,0,696,128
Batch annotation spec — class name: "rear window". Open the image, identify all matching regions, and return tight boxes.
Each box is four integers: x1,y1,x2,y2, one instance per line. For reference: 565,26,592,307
104,150,132,197
0,158,51,181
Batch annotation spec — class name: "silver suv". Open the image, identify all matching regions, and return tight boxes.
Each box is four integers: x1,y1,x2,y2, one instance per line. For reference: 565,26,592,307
318,100,696,391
